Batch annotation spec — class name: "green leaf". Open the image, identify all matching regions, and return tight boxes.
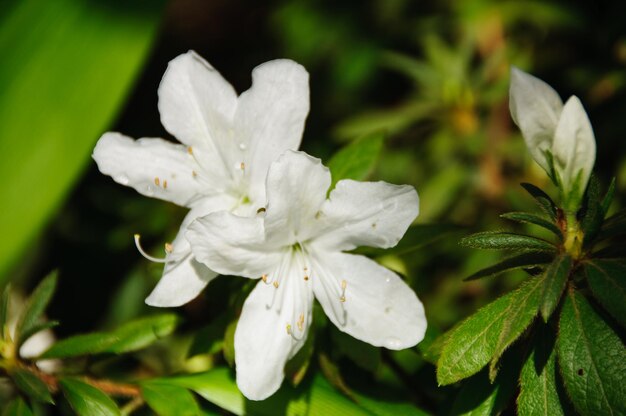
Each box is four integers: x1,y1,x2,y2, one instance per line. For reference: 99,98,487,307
222,319,237,367
0,284,10,340
597,209,626,241
460,232,556,252
557,290,626,415
285,325,316,386
0,0,164,283
356,224,461,257
539,255,572,322
41,313,179,358
600,177,616,216
584,259,626,328
19,320,60,348
15,271,57,347
11,368,54,404
60,378,121,416
500,212,562,238
519,324,567,416
488,276,544,381
449,369,517,416
327,131,384,188
2,397,33,416
141,382,200,416
332,328,380,373
188,315,228,357
520,183,558,219
437,277,543,385
464,252,553,281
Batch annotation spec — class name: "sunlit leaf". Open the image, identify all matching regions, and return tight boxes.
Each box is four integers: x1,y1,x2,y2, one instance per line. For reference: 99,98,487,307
0,284,10,340
584,259,626,327
557,290,626,415
15,271,57,347
141,382,200,416
60,378,120,416
328,131,384,188
539,254,572,322
0,0,164,283
460,232,555,252
500,211,562,238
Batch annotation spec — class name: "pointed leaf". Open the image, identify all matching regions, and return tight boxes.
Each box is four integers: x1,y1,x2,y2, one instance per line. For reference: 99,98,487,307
584,259,626,327
580,177,604,247
19,320,59,347
12,368,54,404
60,378,120,416
460,232,556,252
40,332,118,359
464,252,553,281
357,223,461,257
500,212,562,238
15,271,57,347
488,276,544,381
557,290,626,415
437,277,543,385
2,397,33,416
449,365,518,416
0,284,10,340
600,177,616,217
520,183,558,219
539,255,572,322
327,131,384,188
141,382,200,416
519,324,567,416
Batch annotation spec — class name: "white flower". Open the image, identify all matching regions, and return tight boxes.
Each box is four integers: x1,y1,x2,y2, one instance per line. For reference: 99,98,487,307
509,67,596,209
92,51,309,307
187,150,427,400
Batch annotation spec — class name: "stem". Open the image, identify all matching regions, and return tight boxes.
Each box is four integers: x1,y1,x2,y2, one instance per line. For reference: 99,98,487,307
120,396,145,416
563,211,583,259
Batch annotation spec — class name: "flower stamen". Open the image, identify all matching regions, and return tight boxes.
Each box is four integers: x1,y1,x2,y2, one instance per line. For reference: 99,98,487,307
134,234,169,263
340,280,347,303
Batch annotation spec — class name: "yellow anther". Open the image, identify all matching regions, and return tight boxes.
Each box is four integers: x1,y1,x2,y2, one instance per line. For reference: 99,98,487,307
261,274,268,283
273,281,279,288
187,146,193,155
163,180,168,189
164,243,173,253
154,177,160,186
303,267,308,271
240,162,245,170
192,170,198,178
297,314,304,331
257,207,266,214
340,295,346,303
286,324,292,335
304,275,309,281
341,280,347,290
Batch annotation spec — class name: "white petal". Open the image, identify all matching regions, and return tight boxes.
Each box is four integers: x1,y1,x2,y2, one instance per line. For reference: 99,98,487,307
312,252,426,350
92,132,207,207
187,212,282,278
158,51,238,181
509,67,564,172
235,276,312,400
263,150,331,244
234,60,309,203
552,96,596,204
313,180,419,251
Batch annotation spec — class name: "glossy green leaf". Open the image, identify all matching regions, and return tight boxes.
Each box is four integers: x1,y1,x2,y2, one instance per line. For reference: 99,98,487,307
41,313,178,358
464,251,553,281
520,183,558,219
0,0,164,283
488,276,544,381
327,131,384,188
437,277,543,385
584,259,626,327
2,397,33,416
460,232,555,252
12,368,54,404
500,211,562,238
519,324,566,416
557,290,626,415
0,284,10,340
60,378,120,416
141,382,200,416
15,271,57,347
539,255,572,322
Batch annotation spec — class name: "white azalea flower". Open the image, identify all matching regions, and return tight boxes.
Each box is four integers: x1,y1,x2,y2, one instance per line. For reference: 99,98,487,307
509,67,596,210
187,150,427,400
92,51,309,307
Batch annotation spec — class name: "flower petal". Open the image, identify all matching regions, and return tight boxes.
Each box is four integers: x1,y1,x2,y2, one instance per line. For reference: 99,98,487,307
234,60,309,203
313,180,419,251
552,96,596,206
263,150,331,244
92,132,207,207
235,277,312,400
187,211,282,278
158,51,238,181
509,67,563,172
312,252,426,350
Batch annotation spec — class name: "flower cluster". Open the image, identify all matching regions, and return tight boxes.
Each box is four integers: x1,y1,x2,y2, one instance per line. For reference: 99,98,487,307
93,51,426,400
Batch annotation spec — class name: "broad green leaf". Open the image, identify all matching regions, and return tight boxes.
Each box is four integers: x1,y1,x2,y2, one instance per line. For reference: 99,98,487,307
141,382,200,416
519,324,566,416
488,276,544,381
0,284,10,340
188,315,228,357
60,378,121,416
500,212,562,238
351,390,428,416
12,368,54,404
520,183,558,219
2,397,33,416
557,290,626,415
437,277,543,385
356,224,461,257
327,131,384,188
0,0,164,283
15,271,57,347
539,255,572,322
464,252,553,281
584,259,626,327
597,209,626,241
41,313,178,358
449,369,517,416
332,328,380,373
460,232,556,252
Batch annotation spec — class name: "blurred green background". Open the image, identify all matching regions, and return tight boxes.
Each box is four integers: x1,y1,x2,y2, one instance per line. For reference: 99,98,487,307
1,0,625,413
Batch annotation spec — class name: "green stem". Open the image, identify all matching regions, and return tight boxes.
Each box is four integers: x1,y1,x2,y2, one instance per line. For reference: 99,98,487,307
563,211,583,259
